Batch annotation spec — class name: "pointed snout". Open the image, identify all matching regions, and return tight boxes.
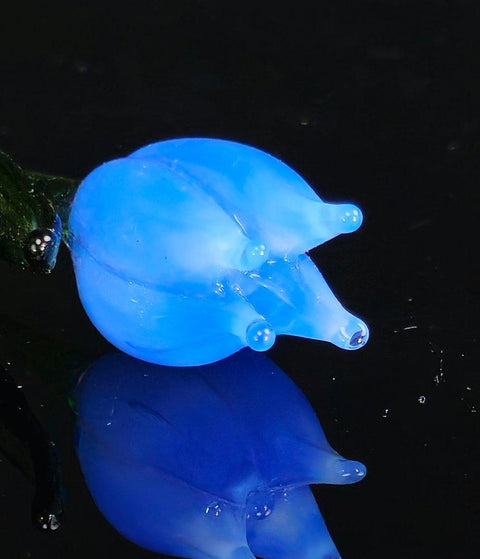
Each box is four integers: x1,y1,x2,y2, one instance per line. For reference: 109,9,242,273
300,202,364,252
308,446,367,486
328,457,367,484
267,254,370,352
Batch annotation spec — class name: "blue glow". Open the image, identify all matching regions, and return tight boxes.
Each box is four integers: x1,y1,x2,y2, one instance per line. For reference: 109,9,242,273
70,138,368,365
75,350,366,559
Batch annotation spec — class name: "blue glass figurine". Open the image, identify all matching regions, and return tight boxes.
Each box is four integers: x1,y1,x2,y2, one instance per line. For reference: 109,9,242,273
75,350,366,559
70,138,368,365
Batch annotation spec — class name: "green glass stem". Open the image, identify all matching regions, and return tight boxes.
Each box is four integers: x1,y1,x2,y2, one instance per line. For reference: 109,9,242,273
0,150,79,268
25,171,80,245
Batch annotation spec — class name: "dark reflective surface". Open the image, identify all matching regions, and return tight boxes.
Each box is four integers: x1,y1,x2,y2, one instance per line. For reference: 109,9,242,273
75,350,364,558
0,2,478,558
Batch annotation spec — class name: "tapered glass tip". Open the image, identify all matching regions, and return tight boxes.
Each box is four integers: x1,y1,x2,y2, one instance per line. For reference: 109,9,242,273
339,204,363,233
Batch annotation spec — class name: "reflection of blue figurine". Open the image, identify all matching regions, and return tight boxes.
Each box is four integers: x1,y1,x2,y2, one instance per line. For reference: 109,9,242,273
75,350,366,558
70,138,368,366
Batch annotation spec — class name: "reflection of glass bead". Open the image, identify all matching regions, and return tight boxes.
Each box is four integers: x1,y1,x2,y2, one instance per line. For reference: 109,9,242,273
75,350,366,559
205,502,223,517
70,138,368,366
246,489,275,520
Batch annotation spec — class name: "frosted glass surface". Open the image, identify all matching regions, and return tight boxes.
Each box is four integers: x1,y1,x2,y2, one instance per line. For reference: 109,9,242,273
70,138,368,365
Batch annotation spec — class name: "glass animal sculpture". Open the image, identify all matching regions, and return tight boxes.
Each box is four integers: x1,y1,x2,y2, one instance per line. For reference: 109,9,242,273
69,138,368,366
75,349,366,559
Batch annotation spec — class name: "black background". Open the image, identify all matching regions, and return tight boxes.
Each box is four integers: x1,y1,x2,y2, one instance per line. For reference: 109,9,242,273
0,2,478,558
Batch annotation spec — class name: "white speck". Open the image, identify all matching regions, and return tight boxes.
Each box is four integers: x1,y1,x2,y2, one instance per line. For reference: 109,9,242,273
382,408,389,418
418,395,426,404
205,502,222,517
16,385,22,389
466,386,472,391
403,325,418,331
106,421,112,426
43,235,51,242
35,238,41,245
